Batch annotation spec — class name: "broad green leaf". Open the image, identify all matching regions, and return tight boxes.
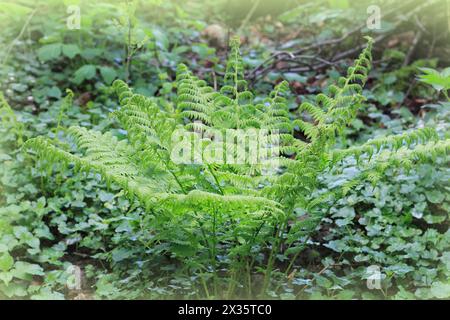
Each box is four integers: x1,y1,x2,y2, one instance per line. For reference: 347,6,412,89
423,214,446,224
0,272,13,285
315,275,332,288
31,288,65,300
418,67,450,92
283,72,307,83
80,48,103,59
335,289,355,300
12,261,44,280
99,66,117,84
425,190,444,204
37,43,62,62
47,86,62,99
111,248,133,262
73,65,97,84
62,44,81,59
152,29,169,50
430,281,450,299
0,282,28,298
0,252,13,272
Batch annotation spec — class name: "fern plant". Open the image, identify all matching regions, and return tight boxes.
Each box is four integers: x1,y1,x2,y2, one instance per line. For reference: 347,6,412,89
1,92,24,147
23,36,449,298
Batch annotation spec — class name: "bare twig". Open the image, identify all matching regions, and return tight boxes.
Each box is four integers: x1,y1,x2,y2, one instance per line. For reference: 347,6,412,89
237,0,261,34
211,70,217,91
247,0,437,83
403,30,422,66
1,8,37,67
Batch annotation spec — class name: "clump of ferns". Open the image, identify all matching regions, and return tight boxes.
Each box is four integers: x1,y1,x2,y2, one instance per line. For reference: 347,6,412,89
24,36,449,298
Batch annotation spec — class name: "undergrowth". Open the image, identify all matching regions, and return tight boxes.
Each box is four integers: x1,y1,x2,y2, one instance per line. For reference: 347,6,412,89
18,36,449,299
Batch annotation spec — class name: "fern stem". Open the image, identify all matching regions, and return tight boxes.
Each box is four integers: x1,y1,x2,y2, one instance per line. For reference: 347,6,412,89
443,90,450,102
207,164,224,195
212,208,219,297
200,276,211,299
261,221,285,296
124,2,132,83
169,168,187,194
226,212,269,298
155,151,188,194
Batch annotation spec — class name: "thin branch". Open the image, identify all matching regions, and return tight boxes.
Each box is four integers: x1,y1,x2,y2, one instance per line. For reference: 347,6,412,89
403,30,422,67
247,0,437,83
1,8,37,67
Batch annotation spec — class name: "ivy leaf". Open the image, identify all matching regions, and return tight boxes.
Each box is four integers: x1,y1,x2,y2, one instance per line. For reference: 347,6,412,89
62,44,81,59
441,252,450,269
315,275,332,288
31,288,65,300
12,261,45,280
73,65,97,84
95,276,117,297
13,226,32,240
0,252,14,272
335,289,355,300
412,202,426,219
152,28,169,50
80,48,103,59
46,86,62,99
0,282,28,298
283,73,307,83
324,240,347,252
37,43,62,62
393,286,416,299
111,248,133,262
430,281,450,299
332,207,355,219
425,190,444,204
99,66,117,85
383,74,397,85
0,244,7,253
423,214,446,224
0,272,13,285
99,190,115,202
171,244,197,257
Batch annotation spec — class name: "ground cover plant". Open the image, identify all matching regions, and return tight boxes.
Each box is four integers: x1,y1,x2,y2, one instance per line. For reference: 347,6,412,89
0,0,449,300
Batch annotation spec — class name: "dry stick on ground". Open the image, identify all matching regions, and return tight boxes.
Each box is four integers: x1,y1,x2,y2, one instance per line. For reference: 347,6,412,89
247,0,438,83
330,0,441,65
247,0,415,81
403,30,423,67
402,12,449,102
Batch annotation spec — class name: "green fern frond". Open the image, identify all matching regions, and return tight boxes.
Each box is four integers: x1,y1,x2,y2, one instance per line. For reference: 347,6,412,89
0,92,24,145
